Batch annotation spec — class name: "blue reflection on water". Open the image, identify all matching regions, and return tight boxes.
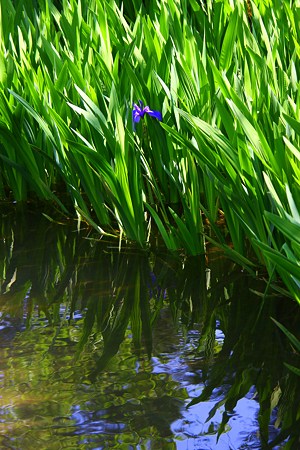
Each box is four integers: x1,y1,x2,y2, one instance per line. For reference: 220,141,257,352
172,395,261,449
64,319,286,450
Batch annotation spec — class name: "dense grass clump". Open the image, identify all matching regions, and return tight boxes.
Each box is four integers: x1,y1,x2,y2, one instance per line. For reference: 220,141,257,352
1,0,300,301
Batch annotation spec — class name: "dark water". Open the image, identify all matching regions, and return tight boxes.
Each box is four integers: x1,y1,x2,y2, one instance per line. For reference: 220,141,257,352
1,207,300,449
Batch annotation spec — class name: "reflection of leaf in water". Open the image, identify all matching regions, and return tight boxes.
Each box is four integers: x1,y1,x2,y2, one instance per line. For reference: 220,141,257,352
0,280,32,313
93,294,134,374
267,416,300,450
81,254,164,379
271,317,300,353
284,363,300,377
187,272,300,447
269,372,300,449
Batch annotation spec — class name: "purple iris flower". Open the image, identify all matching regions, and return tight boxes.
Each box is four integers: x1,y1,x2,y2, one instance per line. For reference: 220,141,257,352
132,100,162,125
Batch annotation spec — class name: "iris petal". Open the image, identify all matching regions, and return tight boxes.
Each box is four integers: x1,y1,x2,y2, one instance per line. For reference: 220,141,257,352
133,112,142,123
146,109,162,121
132,104,143,123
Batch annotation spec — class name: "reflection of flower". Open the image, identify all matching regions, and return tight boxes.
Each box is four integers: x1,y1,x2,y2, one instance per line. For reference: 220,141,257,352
148,271,167,300
132,100,162,124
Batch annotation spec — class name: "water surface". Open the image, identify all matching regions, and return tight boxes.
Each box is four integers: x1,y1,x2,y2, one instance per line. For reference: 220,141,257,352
1,208,300,449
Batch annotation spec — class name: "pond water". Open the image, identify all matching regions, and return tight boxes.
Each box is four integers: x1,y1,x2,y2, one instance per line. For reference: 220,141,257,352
1,207,300,449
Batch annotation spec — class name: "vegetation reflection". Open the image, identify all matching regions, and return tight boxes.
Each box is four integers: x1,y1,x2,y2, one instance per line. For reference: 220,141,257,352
1,209,300,448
